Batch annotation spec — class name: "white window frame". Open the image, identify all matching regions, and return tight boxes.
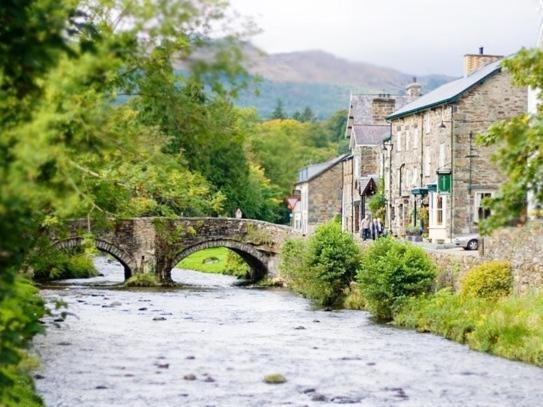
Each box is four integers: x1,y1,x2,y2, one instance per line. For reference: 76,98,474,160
413,129,419,150
397,132,402,152
425,112,431,134
474,190,494,223
429,192,447,228
354,155,361,178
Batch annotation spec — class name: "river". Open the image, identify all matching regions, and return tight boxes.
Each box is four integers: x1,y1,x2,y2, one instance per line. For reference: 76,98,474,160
34,256,542,406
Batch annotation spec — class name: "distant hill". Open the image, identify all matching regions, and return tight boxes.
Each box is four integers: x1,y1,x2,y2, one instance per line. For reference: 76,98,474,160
235,47,454,119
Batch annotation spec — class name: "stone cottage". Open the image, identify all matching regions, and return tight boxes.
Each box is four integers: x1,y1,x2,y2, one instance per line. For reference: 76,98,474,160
384,49,527,243
292,154,348,235
342,85,419,234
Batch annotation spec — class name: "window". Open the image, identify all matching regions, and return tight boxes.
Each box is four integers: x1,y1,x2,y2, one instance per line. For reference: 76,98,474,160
436,195,444,225
412,168,418,185
475,191,493,223
413,129,419,149
439,143,446,169
397,132,402,151
425,113,431,134
405,131,410,152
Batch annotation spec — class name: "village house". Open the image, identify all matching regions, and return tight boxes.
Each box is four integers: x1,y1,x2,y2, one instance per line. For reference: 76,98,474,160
342,83,420,235
384,49,527,243
291,154,348,234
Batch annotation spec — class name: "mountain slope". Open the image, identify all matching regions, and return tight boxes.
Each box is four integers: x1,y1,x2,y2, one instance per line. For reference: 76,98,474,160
244,49,452,94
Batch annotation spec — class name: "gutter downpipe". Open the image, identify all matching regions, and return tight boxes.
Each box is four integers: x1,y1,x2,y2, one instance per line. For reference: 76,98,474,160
388,122,394,233
450,105,454,242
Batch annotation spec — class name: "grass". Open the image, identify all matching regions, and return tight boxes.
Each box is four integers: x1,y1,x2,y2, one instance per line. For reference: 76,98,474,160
177,247,248,277
124,273,160,287
393,289,543,366
178,248,229,273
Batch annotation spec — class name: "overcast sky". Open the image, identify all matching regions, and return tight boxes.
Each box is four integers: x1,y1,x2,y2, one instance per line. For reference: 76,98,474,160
229,0,542,76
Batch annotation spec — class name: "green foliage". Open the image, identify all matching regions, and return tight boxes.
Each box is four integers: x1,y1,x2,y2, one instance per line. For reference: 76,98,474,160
357,237,437,321
271,99,287,120
125,273,160,288
342,283,367,310
460,261,513,300
368,181,386,221
225,251,250,278
177,247,249,278
476,49,543,232
280,221,362,306
0,276,45,406
33,251,98,282
394,289,543,366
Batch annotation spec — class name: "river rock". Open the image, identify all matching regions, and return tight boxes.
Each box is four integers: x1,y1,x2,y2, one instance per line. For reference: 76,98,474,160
186,355,196,360
311,393,327,402
294,326,306,330
95,385,108,390
153,317,167,321
183,374,197,381
138,307,148,311
203,376,215,383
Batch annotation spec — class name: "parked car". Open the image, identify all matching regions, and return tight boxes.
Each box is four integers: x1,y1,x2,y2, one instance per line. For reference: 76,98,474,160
453,234,480,250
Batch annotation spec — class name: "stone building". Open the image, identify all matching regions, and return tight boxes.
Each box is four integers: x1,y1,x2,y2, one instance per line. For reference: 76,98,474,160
385,49,527,243
292,155,348,235
342,86,419,234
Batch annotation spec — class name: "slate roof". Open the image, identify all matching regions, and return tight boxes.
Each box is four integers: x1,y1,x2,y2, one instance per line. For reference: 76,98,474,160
358,176,377,196
296,154,349,185
387,60,502,120
352,124,390,146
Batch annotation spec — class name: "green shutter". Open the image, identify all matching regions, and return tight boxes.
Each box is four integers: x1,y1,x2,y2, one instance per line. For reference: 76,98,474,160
438,173,451,194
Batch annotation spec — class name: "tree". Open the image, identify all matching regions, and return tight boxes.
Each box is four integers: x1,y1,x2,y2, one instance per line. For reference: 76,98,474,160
477,48,543,233
271,98,286,119
300,106,316,122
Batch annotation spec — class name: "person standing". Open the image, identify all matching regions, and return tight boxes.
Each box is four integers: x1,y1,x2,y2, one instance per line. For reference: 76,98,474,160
235,208,243,219
360,214,371,241
372,218,383,240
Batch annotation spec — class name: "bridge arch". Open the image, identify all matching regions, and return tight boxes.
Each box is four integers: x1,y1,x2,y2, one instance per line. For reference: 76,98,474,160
53,237,137,280
170,239,270,282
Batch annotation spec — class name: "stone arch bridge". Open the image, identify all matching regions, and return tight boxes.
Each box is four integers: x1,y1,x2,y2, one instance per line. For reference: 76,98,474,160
53,218,298,282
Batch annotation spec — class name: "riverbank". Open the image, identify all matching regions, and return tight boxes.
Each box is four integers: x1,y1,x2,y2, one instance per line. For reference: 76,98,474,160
33,259,543,406
279,221,543,368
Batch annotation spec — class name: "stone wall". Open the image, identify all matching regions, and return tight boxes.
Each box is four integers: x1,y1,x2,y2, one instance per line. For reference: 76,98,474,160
481,221,543,294
386,67,527,242
308,163,343,228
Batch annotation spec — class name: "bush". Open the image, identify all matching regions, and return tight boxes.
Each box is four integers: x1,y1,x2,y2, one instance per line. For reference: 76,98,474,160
342,283,367,310
225,251,250,278
33,250,98,281
280,220,361,306
124,273,160,287
461,261,513,300
357,237,437,321
0,275,45,407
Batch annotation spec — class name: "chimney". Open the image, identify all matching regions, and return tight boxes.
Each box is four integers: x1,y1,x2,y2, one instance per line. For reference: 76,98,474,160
463,47,503,76
406,76,422,101
372,95,396,125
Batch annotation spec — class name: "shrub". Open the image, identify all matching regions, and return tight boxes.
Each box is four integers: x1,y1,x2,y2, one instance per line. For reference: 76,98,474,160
33,250,98,281
342,283,367,310
357,237,437,321
280,221,361,306
124,273,159,287
225,251,250,278
461,261,513,300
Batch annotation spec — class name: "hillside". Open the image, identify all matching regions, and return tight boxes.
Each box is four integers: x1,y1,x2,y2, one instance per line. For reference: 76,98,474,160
235,48,454,119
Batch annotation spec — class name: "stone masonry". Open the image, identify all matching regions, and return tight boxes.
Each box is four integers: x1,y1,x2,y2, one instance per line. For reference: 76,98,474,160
54,218,298,283
386,60,527,242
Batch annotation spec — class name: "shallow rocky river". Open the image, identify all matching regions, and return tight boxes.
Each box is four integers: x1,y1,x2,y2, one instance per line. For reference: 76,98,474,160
34,256,543,406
